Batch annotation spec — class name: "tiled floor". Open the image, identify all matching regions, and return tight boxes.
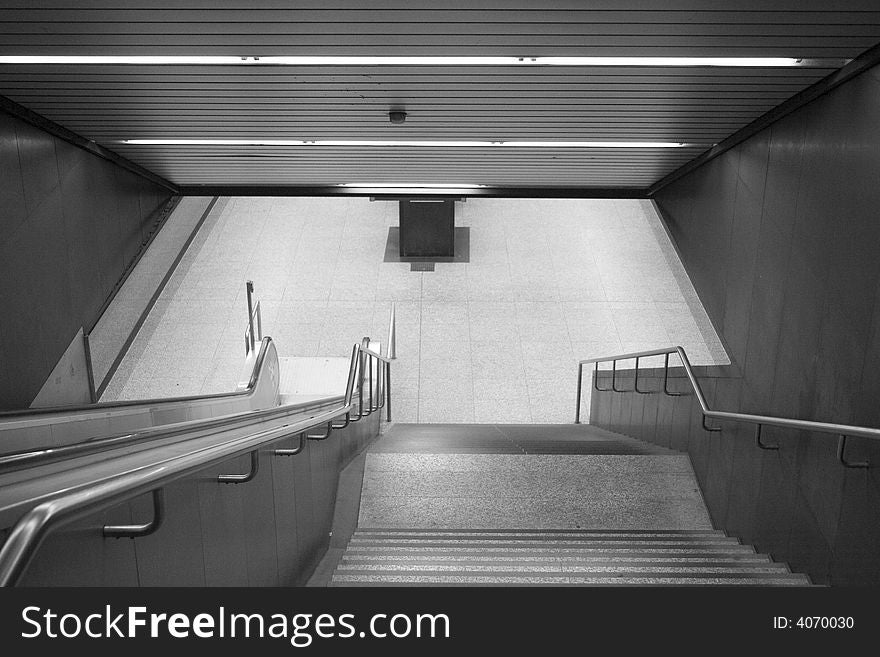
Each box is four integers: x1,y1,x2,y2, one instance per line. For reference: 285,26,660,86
102,197,728,423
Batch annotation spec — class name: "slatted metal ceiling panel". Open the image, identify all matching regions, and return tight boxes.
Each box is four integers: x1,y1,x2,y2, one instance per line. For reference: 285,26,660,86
1,1,879,189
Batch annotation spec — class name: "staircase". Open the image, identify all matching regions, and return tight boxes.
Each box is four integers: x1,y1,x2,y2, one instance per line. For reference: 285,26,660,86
327,424,814,587
332,528,810,586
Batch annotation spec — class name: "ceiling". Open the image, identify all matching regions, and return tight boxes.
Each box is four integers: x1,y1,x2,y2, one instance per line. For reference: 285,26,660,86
1,1,880,191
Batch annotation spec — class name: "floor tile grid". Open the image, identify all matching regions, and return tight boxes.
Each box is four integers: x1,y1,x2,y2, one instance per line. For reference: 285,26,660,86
103,198,728,424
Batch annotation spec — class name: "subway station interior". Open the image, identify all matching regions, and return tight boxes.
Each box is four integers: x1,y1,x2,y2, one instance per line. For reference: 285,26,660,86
0,2,879,588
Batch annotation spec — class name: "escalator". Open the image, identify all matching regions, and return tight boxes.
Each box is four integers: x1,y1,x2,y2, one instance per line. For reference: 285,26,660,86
0,301,395,586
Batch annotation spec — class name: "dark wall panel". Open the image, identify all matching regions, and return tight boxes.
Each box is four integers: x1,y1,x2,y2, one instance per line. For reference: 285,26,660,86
650,61,880,585
0,109,172,409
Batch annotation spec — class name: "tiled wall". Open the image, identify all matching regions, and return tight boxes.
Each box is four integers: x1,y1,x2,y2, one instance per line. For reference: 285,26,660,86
647,62,880,585
0,110,173,409
104,196,728,423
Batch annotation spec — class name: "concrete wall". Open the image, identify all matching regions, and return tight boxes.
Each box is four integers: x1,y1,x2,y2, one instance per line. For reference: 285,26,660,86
643,62,880,585
0,109,173,410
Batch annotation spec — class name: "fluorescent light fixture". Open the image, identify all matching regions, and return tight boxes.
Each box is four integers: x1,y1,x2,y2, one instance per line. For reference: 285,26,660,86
120,139,693,148
0,56,249,65
528,57,805,67
338,183,488,188
0,55,813,67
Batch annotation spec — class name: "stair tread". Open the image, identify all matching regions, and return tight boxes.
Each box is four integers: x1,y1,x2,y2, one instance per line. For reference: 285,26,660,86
342,555,773,563
335,564,791,573
346,547,760,554
354,527,727,536
331,574,812,586
370,423,684,455
347,540,743,547
340,424,816,587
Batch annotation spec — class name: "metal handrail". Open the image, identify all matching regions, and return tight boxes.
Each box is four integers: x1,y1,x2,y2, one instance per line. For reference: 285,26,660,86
0,402,353,587
0,335,275,421
575,346,878,464
0,337,284,474
0,333,394,474
386,302,397,360
0,318,395,584
361,347,394,363
360,343,392,420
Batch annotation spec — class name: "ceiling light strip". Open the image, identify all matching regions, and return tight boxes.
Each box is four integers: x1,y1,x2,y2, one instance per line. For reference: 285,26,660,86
120,139,695,148
338,183,487,188
0,55,824,67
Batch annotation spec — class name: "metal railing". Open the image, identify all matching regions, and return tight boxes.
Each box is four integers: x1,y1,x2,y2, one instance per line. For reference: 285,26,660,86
1,300,400,470
576,346,876,469
387,302,397,360
244,280,262,355
0,282,269,422
0,342,395,586
0,337,277,474
0,297,399,586
0,400,352,586
0,343,385,586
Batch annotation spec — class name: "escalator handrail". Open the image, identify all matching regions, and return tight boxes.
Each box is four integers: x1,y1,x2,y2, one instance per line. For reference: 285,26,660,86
0,337,275,420
0,337,296,474
0,401,354,587
0,394,345,475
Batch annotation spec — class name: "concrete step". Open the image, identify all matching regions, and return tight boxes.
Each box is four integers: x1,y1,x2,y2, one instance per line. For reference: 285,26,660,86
331,526,815,586
331,573,813,586
347,538,745,548
335,563,792,574
352,529,728,538
341,554,773,564
345,546,762,556
369,423,683,455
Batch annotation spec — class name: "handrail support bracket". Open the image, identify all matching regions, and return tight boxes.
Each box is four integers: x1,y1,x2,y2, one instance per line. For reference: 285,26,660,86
755,423,779,450
217,450,260,484
103,489,165,539
838,434,869,469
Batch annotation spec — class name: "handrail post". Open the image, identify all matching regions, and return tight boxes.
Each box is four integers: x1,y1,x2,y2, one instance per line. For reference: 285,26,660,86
663,352,682,396
245,280,255,353
255,301,262,342
387,303,396,360
359,337,371,417
343,343,362,421
368,355,374,411
375,354,386,410
575,362,584,424
385,360,392,422
358,350,365,417
594,362,611,392
611,360,623,392
634,356,654,394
